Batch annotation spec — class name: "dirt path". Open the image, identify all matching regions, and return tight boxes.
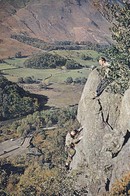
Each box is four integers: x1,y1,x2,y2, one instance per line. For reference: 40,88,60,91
0,127,57,159
0,137,32,159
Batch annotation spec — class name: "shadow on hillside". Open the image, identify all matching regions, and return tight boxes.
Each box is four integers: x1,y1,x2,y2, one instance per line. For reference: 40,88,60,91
42,87,53,90
30,93,49,111
1,163,25,175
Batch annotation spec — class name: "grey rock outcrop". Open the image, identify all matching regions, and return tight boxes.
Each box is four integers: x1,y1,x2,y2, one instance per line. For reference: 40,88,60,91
70,69,130,195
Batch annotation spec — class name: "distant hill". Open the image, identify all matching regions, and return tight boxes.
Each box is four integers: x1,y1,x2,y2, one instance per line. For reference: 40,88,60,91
0,0,114,58
0,75,48,120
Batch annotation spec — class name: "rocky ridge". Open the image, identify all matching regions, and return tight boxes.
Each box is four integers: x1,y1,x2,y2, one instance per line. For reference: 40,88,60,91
70,68,130,195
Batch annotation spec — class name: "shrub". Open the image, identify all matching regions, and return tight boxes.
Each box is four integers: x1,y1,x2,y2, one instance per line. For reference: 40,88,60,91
110,172,130,196
65,77,73,84
73,77,87,85
65,59,83,69
81,54,93,60
24,76,34,84
15,51,22,58
17,77,24,83
80,77,87,84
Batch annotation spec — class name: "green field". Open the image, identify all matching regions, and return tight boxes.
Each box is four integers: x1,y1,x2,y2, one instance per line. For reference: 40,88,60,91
0,49,101,83
0,57,28,71
4,57,29,67
2,49,100,68
51,49,100,66
3,67,90,83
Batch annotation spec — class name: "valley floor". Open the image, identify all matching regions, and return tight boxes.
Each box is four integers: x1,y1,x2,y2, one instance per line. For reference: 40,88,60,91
20,82,84,108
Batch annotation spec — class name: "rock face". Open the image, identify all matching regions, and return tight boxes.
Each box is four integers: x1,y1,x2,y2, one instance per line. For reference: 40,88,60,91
71,69,130,195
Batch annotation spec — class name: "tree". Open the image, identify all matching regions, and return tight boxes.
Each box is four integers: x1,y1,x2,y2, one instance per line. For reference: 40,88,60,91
106,1,130,67
65,59,83,69
81,54,93,61
65,77,73,84
99,1,130,95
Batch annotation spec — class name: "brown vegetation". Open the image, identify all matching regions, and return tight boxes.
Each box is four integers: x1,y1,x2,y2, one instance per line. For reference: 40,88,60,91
110,172,130,196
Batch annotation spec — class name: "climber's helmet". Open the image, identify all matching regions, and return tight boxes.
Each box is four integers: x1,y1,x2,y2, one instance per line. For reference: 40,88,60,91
70,130,78,138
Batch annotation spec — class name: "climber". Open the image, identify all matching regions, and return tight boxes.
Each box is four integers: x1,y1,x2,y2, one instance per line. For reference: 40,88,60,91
65,127,83,149
65,127,83,170
93,57,112,99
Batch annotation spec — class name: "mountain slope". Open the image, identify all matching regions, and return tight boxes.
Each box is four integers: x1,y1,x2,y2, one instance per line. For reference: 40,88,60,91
0,0,112,58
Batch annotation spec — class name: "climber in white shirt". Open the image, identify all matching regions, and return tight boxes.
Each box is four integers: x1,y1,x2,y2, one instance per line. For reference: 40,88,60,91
65,127,83,170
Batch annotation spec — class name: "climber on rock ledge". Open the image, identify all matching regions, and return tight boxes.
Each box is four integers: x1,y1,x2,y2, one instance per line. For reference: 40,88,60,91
93,56,113,99
65,127,83,170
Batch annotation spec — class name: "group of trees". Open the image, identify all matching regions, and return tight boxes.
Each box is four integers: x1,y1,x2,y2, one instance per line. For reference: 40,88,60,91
11,34,50,50
65,76,87,85
11,34,109,52
0,103,81,195
0,76,47,120
65,59,83,69
0,105,78,141
106,1,130,67
24,53,67,69
17,76,40,84
104,0,130,95
24,53,84,70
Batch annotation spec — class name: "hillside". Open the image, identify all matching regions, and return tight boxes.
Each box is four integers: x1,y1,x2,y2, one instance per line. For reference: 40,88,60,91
0,0,112,58
0,75,48,120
